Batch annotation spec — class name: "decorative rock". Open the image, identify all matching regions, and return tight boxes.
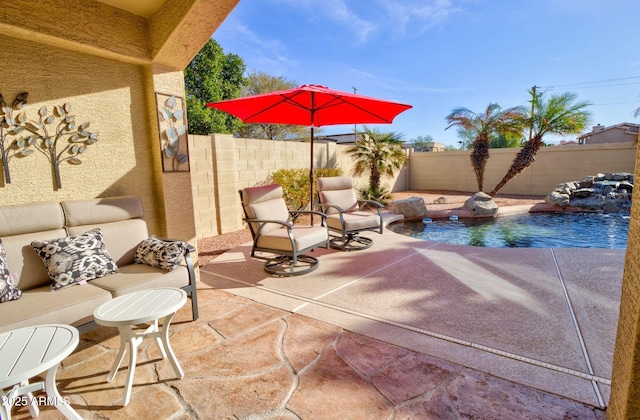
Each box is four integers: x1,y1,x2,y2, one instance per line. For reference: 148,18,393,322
546,172,633,213
391,196,427,219
463,192,498,216
545,191,570,208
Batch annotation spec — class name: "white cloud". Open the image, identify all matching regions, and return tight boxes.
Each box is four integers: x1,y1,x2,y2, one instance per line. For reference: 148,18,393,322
215,19,299,75
379,0,461,37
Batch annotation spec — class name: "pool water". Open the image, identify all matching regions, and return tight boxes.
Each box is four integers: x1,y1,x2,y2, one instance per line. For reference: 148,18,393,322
388,212,629,249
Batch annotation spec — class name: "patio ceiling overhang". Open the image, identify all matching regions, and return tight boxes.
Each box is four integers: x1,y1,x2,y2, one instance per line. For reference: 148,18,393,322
1,0,240,70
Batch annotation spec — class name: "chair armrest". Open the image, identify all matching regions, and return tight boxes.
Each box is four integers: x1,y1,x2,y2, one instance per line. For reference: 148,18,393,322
245,218,294,229
289,209,328,218
317,203,345,213
358,199,383,209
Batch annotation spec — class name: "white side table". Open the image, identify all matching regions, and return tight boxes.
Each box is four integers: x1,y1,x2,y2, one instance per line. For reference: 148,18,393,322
93,287,187,406
0,324,81,420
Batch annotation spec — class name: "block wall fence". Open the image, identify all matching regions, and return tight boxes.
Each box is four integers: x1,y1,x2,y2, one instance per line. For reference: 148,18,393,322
188,134,636,239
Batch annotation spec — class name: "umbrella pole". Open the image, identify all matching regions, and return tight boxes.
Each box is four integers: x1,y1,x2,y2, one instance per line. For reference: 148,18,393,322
310,126,314,225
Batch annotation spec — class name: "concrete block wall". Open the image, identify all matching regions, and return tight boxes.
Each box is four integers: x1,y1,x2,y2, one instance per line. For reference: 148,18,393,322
189,134,408,239
410,142,637,196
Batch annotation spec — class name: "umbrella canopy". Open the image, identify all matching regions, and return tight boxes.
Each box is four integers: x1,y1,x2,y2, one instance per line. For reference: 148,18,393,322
206,84,412,209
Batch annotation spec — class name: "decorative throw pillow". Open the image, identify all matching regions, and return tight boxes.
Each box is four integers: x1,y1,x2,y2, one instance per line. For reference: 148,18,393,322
31,228,119,291
0,240,22,303
134,236,187,271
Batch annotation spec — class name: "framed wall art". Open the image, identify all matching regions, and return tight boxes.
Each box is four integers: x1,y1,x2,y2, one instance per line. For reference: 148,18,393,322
155,92,190,172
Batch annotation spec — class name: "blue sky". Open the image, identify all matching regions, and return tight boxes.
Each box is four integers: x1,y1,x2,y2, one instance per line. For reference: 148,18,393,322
213,0,640,147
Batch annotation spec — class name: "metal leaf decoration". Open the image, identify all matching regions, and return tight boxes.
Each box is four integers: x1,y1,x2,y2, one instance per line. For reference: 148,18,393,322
0,92,31,184
158,94,189,171
24,101,98,189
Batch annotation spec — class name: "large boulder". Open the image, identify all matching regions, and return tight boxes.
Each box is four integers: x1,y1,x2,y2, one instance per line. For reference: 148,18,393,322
391,196,427,218
463,192,498,216
545,191,570,208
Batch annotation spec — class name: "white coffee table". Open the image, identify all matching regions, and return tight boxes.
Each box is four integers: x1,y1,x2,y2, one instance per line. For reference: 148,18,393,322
0,324,81,420
93,287,187,406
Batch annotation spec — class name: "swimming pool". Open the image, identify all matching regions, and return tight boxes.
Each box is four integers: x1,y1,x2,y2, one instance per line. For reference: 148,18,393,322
388,212,629,249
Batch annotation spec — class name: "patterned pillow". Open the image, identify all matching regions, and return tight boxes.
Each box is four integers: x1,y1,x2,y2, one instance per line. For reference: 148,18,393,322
31,228,119,291
134,236,187,271
0,240,22,303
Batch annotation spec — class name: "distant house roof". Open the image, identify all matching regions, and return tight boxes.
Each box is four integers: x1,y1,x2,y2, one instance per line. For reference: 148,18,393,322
577,123,639,144
317,133,358,145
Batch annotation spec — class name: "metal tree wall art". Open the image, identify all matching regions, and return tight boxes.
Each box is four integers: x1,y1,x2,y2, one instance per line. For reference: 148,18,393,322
156,93,189,172
24,102,98,189
0,92,32,184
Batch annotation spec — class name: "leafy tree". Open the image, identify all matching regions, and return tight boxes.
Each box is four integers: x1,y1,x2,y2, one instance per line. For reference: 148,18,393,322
410,134,434,149
490,90,591,196
347,127,408,199
236,70,309,140
445,103,526,192
184,39,247,135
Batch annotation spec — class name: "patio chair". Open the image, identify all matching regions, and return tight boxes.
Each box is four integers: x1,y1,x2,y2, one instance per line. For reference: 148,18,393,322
316,176,384,251
239,184,330,276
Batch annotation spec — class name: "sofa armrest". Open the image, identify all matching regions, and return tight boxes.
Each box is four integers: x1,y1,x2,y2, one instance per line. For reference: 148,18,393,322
157,238,199,321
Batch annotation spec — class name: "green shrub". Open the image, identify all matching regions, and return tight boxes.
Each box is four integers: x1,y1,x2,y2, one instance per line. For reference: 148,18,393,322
267,167,343,210
358,185,392,205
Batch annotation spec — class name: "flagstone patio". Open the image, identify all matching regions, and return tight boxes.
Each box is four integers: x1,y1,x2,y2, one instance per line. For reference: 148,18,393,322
12,222,619,418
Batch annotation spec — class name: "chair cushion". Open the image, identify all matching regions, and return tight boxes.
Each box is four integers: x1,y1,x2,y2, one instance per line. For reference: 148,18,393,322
31,228,119,291
317,176,359,214
256,226,328,252
242,184,291,234
327,212,381,232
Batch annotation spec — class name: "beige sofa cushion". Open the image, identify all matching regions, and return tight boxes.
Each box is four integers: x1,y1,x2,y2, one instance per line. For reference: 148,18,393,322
0,201,64,237
63,196,149,266
1,229,68,291
61,196,143,227
0,283,112,333
67,219,148,266
88,264,189,297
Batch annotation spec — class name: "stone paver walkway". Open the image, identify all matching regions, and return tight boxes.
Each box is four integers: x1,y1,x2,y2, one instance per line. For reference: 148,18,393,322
11,285,605,419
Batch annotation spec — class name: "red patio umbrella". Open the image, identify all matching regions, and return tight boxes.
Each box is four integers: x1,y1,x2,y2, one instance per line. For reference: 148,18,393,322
206,84,412,208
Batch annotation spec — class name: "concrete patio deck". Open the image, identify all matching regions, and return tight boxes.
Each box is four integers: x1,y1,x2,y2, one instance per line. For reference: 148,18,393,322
13,226,619,418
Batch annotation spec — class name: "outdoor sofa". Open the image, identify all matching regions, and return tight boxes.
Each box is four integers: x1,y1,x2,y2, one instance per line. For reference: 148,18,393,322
0,196,198,334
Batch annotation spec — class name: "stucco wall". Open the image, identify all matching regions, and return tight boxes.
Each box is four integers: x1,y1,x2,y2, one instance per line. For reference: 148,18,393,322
0,35,165,234
409,143,637,196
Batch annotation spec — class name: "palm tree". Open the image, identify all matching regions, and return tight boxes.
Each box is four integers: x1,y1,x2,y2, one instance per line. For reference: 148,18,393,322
445,103,526,192
347,127,408,201
489,90,591,196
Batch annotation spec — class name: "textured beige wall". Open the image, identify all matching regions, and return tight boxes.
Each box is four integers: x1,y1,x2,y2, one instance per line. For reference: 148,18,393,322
0,35,164,233
410,143,637,195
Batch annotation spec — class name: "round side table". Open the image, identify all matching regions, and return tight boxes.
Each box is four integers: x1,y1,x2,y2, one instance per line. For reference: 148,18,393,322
93,287,187,406
0,324,81,420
